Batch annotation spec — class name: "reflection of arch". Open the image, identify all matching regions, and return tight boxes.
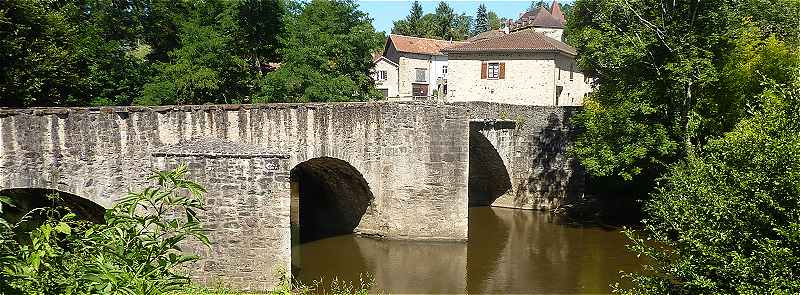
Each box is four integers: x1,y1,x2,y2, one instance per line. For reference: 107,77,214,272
290,157,373,243
468,125,512,207
466,207,510,293
0,188,106,224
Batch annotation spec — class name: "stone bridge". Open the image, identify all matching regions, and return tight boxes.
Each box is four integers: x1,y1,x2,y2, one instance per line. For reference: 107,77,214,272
0,101,581,290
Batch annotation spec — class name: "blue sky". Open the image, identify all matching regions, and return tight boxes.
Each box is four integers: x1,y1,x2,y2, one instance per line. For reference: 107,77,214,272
356,0,573,34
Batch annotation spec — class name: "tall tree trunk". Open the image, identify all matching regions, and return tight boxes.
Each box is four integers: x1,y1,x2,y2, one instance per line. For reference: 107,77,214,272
683,81,695,157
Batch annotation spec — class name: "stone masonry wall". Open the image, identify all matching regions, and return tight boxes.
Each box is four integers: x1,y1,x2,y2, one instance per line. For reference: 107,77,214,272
0,101,469,289
155,144,291,290
446,52,558,106
457,102,584,210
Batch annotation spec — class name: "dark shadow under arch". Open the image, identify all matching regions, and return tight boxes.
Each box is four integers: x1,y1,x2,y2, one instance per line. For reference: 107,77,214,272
0,188,106,224
290,157,373,243
469,123,513,207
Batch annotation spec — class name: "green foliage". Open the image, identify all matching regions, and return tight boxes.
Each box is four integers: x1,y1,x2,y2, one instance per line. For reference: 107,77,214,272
139,1,251,105
567,0,800,191
0,0,150,107
1,0,381,105
528,0,548,12
0,165,210,295
616,84,800,294
390,1,472,41
139,0,288,105
257,0,383,102
391,1,426,37
179,272,375,295
487,11,504,30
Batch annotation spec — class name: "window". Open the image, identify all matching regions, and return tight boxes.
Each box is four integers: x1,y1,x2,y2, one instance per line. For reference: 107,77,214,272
487,63,500,79
415,68,427,82
481,62,504,79
558,68,561,80
442,65,448,77
570,64,574,80
376,70,387,81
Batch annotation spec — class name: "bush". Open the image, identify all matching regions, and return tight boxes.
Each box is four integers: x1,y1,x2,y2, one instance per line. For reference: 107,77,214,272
616,84,800,294
0,165,210,295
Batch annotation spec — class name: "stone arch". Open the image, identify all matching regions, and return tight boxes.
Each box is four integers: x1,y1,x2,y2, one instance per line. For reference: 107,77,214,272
290,157,373,243
0,188,106,224
468,124,513,207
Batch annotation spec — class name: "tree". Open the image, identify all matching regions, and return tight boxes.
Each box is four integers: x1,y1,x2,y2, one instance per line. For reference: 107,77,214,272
617,83,800,294
258,0,383,102
474,4,490,34
433,2,456,39
0,0,149,107
138,1,252,105
567,0,800,196
487,11,503,30
528,0,548,12
238,0,286,76
391,1,425,37
453,13,473,40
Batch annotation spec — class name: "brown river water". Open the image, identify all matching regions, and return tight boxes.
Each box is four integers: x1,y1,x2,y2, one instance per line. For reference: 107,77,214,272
292,206,643,294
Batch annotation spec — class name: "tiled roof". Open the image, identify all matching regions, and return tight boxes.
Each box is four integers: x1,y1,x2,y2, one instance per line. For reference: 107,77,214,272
389,34,467,56
512,6,564,30
441,29,577,55
467,30,506,42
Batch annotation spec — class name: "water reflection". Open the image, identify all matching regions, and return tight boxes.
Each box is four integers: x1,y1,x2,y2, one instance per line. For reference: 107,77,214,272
293,207,641,294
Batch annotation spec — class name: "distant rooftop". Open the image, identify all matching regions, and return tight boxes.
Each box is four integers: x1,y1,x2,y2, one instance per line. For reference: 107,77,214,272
388,34,468,56
509,0,567,31
442,29,576,56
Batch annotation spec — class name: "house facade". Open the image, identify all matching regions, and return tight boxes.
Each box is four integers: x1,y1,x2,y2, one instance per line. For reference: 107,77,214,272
382,34,465,98
443,29,591,106
372,55,399,98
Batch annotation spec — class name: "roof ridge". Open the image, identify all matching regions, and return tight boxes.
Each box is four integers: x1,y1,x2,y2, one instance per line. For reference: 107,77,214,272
389,34,468,43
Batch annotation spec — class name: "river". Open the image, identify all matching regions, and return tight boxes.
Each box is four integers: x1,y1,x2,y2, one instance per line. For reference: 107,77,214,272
292,206,642,294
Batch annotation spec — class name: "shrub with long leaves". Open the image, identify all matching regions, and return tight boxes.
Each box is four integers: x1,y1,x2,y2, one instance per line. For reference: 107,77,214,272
0,165,210,295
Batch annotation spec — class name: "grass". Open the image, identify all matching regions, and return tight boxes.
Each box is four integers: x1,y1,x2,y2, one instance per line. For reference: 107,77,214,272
177,273,375,295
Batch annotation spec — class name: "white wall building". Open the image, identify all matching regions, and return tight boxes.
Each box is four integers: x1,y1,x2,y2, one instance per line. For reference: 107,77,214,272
443,29,591,106
381,35,466,98
372,56,400,98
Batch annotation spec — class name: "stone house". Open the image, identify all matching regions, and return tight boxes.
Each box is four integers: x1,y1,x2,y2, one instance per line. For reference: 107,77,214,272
442,29,592,106
381,34,466,98
371,55,399,98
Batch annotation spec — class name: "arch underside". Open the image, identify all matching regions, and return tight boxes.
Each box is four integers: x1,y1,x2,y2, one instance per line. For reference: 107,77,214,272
291,157,373,243
468,124,513,207
0,188,106,224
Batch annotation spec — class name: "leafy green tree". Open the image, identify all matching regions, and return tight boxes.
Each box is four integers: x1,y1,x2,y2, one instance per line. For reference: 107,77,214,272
138,1,252,105
567,0,800,196
528,0,548,12
0,165,209,294
487,11,504,30
258,0,383,102
238,0,286,77
0,0,149,107
391,1,425,37
474,4,490,34
433,2,455,39
617,83,800,294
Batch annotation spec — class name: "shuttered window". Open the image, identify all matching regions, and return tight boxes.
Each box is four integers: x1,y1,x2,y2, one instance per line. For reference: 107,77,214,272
481,62,505,79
